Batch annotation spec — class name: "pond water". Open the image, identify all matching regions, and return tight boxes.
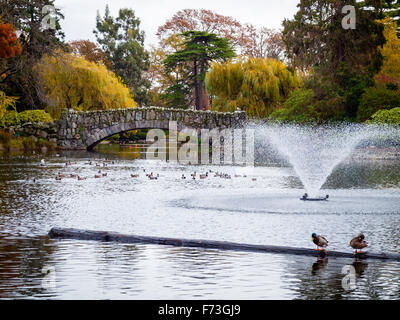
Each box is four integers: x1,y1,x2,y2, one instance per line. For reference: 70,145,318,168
0,147,400,299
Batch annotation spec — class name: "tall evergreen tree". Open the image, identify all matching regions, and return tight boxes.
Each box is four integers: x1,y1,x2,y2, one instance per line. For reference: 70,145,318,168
282,0,386,119
94,6,150,106
282,0,384,75
359,0,400,34
164,31,235,110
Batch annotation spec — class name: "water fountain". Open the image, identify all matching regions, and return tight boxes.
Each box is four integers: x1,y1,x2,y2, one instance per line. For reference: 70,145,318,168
259,123,400,199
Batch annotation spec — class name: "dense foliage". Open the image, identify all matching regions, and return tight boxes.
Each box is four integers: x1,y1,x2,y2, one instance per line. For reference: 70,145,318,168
375,17,400,89
94,6,150,106
0,22,22,59
164,31,235,110
269,88,345,123
0,0,64,111
370,107,400,125
357,86,400,121
68,40,112,69
157,8,285,58
0,90,18,118
0,109,52,128
35,51,136,118
206,58,300,118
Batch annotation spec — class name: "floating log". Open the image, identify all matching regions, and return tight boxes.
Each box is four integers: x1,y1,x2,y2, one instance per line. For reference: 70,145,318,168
48,228,400,262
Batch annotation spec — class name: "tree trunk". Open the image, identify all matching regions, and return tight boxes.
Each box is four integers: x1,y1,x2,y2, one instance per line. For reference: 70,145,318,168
48,227,400,262
199,81,210,110
193,59,200,110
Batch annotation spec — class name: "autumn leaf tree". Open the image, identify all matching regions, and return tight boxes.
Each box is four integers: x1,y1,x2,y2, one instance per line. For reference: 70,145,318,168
35,51,136,118
164,31,235,110
0,0,64,111
0,21,22,59
0,90,18,119
375,17,400,88
157,8,285,58
0,20,21,117
68,40,112,69
240,25,285,60
157,9,245,51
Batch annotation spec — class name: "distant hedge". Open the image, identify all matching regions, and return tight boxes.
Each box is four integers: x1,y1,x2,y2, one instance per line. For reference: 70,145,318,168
370,107,400,125
0,110,53,128
357,86,400,122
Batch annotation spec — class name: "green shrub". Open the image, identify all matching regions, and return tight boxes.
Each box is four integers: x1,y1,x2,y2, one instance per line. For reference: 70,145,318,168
269,88,345,123
111,134,121,141
357,86,400,122
369,107,400,125
0,110,20,127
0,110,53,128
19,110,53,124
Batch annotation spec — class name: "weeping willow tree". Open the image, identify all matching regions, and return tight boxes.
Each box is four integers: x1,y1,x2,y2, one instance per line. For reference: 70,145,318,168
205,58,301,118
35,50,137,118
0,90,18,118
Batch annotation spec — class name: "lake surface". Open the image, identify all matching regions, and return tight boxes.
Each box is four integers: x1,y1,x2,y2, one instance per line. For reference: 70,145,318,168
0,147,400,299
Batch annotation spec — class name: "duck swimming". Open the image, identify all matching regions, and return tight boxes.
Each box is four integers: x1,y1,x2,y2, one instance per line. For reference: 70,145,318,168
350,234,368,254
312,233,329,251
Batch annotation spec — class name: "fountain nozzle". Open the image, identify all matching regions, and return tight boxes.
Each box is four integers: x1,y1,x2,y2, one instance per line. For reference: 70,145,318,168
300,193,329,201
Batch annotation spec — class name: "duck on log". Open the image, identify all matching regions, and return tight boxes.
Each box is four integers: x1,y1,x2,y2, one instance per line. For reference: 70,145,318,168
48,228,400,262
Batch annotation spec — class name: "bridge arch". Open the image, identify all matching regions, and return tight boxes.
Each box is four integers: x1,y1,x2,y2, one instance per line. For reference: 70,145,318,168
56,107,247,150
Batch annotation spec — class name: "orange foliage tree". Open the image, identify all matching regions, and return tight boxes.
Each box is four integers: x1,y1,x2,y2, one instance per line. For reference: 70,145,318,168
157,9,284,58
0,22,22,59
68,40,112,69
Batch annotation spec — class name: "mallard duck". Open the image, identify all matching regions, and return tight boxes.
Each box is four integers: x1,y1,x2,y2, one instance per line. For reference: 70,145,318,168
200,173,208,179
350,234,368,254
312,233,329,251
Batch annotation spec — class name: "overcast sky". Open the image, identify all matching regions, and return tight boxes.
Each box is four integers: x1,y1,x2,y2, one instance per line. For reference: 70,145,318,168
55,0,299,47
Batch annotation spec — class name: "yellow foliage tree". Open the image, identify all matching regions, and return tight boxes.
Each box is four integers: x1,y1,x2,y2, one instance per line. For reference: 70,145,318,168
376,18,400,87
0,90,18,119
35,51,136,118
205,57,301,118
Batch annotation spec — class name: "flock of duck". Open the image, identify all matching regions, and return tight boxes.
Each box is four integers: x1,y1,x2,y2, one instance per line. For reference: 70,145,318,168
37,159,259,183
37,159,371,255
312,233,369,255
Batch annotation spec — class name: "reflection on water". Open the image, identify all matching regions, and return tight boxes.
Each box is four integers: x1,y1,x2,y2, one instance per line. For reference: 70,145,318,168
0,150,400,299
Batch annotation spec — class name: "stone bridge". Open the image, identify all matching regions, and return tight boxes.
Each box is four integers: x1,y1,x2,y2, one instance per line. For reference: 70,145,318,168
17,107,247,150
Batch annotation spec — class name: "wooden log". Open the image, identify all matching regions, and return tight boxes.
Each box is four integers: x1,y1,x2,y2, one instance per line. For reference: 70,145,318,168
48,228,400,262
